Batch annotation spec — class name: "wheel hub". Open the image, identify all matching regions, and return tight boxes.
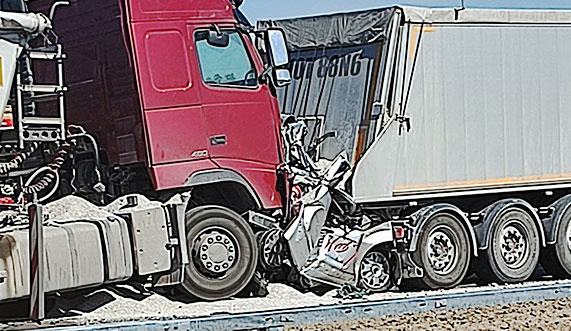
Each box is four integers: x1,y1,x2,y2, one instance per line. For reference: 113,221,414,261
360,251,390,290
258,228,283,270
197,230,237,274
500,224,527,268
427,227,457,275
567,221,571,253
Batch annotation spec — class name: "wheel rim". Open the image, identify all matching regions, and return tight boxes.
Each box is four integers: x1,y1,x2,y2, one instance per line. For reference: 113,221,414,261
194,226,239,276
426,225,458,275
259,229,283,270
499,221,529,269
360,251,391,290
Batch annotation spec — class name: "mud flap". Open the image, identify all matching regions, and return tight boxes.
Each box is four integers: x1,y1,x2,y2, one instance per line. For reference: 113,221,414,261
391,250,403,286
399,251,424,279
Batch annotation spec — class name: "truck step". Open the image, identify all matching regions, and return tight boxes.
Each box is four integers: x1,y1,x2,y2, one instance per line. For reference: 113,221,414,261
19,85,67,94
22,117,64,126
29,50,65,60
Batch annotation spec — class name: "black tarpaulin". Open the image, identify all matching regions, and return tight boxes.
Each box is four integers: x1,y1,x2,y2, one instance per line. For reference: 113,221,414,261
258,8,396,162
258,8,395,51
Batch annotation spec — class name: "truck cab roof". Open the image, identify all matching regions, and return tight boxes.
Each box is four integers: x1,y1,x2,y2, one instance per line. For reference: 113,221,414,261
128,0,236,23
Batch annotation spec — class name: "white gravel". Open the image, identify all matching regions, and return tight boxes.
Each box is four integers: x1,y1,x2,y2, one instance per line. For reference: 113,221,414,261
43,196,115,222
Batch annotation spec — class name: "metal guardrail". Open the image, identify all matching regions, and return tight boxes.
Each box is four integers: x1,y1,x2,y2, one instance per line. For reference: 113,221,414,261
45,281,571,331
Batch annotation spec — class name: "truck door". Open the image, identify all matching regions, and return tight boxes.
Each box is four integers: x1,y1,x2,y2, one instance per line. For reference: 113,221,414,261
128,17,209,166
192,27,281,165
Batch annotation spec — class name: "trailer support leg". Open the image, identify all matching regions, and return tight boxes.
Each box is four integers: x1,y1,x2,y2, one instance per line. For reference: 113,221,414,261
29,193,44,321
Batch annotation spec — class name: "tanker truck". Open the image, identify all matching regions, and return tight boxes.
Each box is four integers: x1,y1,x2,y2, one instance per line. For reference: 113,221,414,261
261,6,571,291
0,0,293,304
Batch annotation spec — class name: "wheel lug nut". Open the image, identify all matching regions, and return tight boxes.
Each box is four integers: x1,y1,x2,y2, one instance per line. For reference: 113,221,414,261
202,245,208,251
214,265,220,271
207,238,214,244
216,236,222,241
202,254,207,260
228,256,234,261
223,263,228,268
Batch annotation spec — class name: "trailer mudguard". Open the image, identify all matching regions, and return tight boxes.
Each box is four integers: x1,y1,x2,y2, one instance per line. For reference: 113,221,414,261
541,194,571,245
408,203,478,257
473,199,546,250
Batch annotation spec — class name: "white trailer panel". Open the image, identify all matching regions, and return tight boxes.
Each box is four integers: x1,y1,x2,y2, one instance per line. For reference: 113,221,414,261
354,12,571,202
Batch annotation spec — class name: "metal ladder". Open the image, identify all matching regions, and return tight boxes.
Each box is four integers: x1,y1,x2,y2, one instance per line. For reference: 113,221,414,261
16,44,67,149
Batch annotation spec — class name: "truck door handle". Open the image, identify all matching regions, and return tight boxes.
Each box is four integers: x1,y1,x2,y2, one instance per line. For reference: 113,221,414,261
210,135,227,146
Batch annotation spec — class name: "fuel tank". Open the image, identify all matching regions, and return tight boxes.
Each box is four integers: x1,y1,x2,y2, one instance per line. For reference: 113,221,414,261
0,216,133,302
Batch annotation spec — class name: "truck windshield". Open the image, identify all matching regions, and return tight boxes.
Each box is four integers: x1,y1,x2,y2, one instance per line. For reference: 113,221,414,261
195,30,257,87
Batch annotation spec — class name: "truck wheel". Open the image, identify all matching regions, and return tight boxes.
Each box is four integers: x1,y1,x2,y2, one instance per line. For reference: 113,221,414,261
411,212,471,289
476,207,540,283
358,249,392,293
181,206,258,300
541,207,571,278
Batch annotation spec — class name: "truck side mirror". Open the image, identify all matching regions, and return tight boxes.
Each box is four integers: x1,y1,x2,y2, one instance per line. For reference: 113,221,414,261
274,68,291,87
207,30,229,48
266,29,289,67
265,29,291,87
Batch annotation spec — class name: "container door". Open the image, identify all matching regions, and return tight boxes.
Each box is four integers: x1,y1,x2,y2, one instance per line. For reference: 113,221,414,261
129,20,210,165
193,27,281,165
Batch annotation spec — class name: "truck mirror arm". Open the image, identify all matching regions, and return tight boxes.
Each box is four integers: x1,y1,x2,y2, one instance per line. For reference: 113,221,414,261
258,66,272,85
49,1,70,21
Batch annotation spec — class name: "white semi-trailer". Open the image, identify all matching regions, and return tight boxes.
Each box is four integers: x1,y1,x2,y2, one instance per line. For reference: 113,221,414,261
265,7,571,290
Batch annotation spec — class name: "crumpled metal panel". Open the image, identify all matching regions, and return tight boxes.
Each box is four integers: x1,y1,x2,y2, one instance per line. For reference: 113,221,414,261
284,197,329,270
302,229,362,286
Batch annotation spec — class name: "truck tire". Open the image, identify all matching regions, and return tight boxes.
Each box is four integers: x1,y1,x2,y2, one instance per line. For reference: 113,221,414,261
541,207,571,278
181,206,258,300
411,212,471,289
476,207,540,283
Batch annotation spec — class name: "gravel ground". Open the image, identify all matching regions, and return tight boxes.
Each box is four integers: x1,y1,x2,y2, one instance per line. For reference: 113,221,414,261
43,196,115,221
288,297,571,330
1,279,570,329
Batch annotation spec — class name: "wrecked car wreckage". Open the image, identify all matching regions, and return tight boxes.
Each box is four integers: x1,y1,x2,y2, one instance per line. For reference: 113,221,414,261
274,118,411,294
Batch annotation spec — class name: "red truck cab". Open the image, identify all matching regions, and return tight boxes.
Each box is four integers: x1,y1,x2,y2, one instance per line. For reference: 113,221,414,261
30,0,290,300
129,0,287,210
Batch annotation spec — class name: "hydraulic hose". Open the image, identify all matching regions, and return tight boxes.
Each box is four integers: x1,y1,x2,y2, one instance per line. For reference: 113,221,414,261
0,142,39,175
22,125,103,201
22,140,72,200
